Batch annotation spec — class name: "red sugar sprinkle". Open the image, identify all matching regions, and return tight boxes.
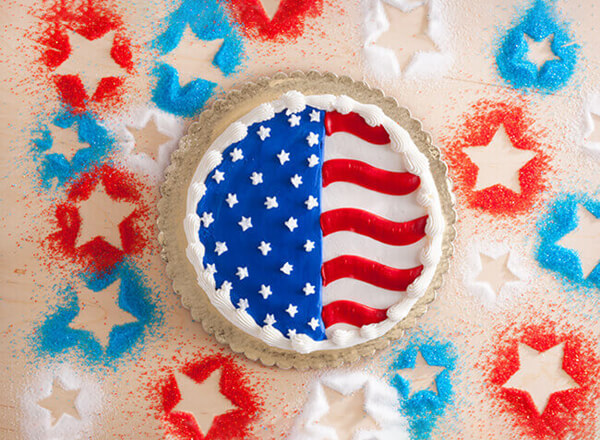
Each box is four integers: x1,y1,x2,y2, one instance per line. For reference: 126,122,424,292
443,100,549,215
32,0,134,113
156,354,262,440
223,0,323,42
483,321,600,439
46,164,152,275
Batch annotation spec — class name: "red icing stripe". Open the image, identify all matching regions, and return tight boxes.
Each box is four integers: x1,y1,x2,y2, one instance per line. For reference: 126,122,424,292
321,255,423,290
325,111,391,144
321,300,388,328
320,208,428,246
322,159,421,195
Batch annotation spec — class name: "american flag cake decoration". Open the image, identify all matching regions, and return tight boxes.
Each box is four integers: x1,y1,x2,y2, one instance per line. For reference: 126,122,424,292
181,88,453,357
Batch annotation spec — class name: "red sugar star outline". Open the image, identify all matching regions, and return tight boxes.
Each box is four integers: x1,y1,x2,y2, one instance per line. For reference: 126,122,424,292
157,355,262,440
444,100,549,215
223,0,323,42
47,164,151,274
34,0,134,112
483,321,600,439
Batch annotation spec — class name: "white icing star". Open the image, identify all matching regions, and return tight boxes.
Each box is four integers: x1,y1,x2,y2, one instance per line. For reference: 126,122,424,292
304,240,315,252
277,149,290,165
238,216,253,231
237,298,249,310
205,263,217,276
305,195,319,210
230,147,244,162
309,110,320,122
236,266,249,280
285,217,299,231
200,212,214,227
307,154,320,167
303,283,316,295
264,314,277,326
258,241,272,256
212,170,225,183
218,280,232,295
290,174,303,188
286,304,299,317
281,262,294,275
215,241,228,255
287,329,297,338
225,193,238,208
265,196,279,209
306,132,319,147
259,284,273,299
308,317,320,330
288,114,301,127
257,125,271,141
250,172,263,185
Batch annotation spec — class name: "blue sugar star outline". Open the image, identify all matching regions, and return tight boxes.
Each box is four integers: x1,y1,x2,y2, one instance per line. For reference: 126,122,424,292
151,0,245,117
30,110,115,189
496,0,578,93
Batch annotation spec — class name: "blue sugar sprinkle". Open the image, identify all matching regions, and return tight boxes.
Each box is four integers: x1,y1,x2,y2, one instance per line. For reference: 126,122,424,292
30,110,115,189
387,337,457,440
536,193,600,289
496,0,578,93
33,260,161,367
151,0,245,117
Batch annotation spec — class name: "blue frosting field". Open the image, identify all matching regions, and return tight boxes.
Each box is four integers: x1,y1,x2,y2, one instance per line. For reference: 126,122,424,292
196,106,326,340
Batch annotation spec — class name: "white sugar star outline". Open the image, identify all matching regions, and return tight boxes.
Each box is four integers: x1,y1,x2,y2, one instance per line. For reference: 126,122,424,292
288,114,301,127
307,154,319,167
200,212,214,227
258,241,272,256
305,195,319,210
259,284,273,299
286,304,299,317
212,170,225,183
309,110,320,122
250,172,263,185
306,132,319,147
264,313,277,326
238,216,253,231
281,262,293,275
215,241,228,255
257,126,271,141
230,147,244,162
304,240,315,252
265,196,279,209
236,267,249,280
291,174,303,188
285,217,299,231
308,317,320,330
277,149,290,165
225,193,238,208
303,283,316,295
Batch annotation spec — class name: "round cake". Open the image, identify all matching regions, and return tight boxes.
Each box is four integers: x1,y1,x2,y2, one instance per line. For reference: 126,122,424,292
160,73,455,366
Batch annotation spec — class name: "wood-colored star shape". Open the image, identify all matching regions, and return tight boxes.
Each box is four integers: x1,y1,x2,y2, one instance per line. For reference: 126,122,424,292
396,351,445,397
463,125,537,193
161,25,226,86
47,124,86,161
69,279,137,346
37,381,81,426
126,118,172,161
317,386,379,440
557,205,600,278
75,183,137,249
172,369,237,435
53,30,127,95
474,252,519,296
524,34,559,70
258,0,282,19
375,3,437,70
503,342,579,414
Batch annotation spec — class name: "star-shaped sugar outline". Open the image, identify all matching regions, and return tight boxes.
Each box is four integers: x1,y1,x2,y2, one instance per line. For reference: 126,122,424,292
21,363,103,439
536,193,600,289
362,0,452,80
151,0,245,117
30,111,115,189
106,105,185,182
35,261,159,365
463,240,530,310
581,93,600,156
288,371,409,440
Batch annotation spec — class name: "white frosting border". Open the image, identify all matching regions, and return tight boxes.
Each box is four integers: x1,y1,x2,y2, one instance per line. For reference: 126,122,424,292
184,91,445,353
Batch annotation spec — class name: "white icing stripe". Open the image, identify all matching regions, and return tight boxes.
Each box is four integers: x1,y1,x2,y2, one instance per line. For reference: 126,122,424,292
323,233,425,269
322,278,405,309
323,132,408,172
321,181,427,223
